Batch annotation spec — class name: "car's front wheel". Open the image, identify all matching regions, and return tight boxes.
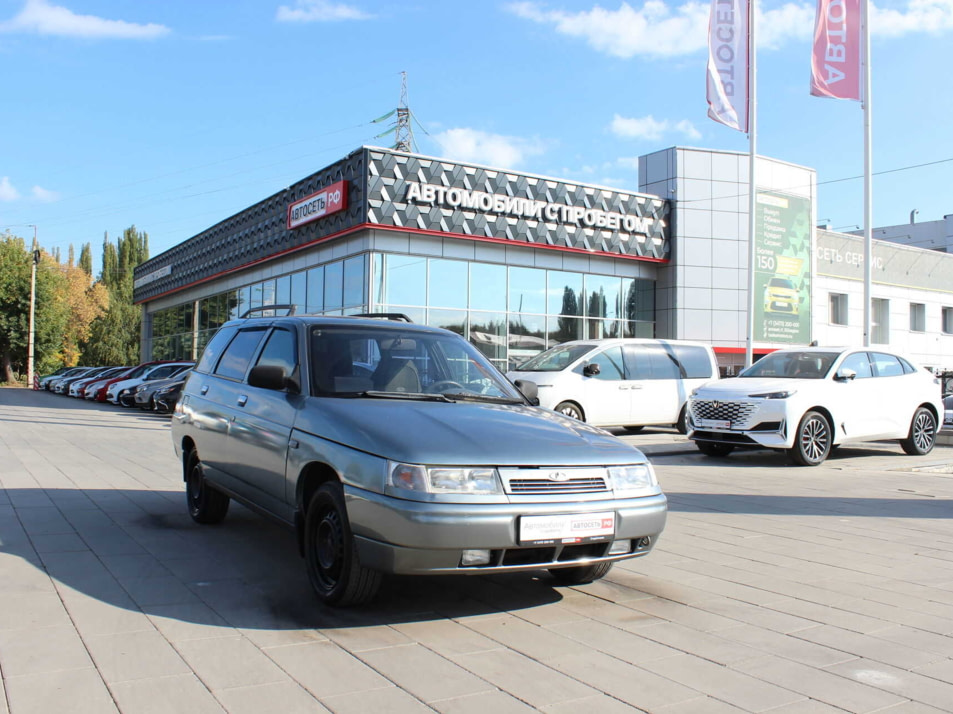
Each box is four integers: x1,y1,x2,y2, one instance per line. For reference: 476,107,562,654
304,483,381,607
549,561,613,585
900,407,937,456
555,401,585,421
185,451,230,524
696,441,735,457
790,411,832,466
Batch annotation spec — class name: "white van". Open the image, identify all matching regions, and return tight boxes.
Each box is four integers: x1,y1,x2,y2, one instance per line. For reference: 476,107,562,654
507,339,719,433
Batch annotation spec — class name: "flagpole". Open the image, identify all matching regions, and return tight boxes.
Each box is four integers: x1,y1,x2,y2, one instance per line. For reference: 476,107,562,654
861,0,872,346
745,0,757,368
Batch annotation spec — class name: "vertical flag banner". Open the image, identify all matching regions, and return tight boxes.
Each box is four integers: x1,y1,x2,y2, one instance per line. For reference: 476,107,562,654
707,0,749,132
811,0,863,100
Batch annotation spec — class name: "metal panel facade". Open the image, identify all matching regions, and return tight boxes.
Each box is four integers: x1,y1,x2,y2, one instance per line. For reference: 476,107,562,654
134,147,671,304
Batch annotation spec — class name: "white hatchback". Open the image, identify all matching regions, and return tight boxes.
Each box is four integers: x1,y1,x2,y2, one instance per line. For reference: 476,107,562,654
507,339,719,432
688,347,944,466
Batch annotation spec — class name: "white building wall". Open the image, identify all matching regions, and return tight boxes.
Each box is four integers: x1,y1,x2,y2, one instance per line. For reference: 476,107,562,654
851,214,953,253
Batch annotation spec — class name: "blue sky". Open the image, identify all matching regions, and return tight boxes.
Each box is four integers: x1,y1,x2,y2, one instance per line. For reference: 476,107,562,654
2,0,952,270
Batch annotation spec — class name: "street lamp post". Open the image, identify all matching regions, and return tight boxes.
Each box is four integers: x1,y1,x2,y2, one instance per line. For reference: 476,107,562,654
27,225,38,389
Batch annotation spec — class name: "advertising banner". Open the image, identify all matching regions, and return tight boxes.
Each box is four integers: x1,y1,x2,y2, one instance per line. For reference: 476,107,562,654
754,191,812,343
707,0,749,132
811,0,862,101
287,180,348,230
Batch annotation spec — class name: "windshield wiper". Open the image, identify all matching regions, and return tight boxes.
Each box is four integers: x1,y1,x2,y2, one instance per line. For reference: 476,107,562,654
358,390,456,403
441,392,524,404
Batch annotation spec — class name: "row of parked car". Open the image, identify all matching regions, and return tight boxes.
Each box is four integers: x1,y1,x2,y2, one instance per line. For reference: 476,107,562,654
38,361,194,413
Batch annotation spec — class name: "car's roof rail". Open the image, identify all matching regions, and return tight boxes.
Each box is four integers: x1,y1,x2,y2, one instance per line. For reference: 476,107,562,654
240,304,297,318
350,312,413,322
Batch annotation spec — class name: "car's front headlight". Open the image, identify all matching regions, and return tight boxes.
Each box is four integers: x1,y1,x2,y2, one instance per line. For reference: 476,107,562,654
750,390,797,399
608,463,658,495
388,462,503,495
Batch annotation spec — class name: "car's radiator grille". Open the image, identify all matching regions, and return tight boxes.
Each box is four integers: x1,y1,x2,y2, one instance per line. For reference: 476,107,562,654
691,400,759,428
508,477,607,494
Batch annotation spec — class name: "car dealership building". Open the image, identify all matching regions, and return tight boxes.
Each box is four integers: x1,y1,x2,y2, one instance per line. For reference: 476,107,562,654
133,145,953,376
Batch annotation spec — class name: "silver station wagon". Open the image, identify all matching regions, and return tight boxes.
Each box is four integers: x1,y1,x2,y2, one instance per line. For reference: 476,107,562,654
171,310,667,606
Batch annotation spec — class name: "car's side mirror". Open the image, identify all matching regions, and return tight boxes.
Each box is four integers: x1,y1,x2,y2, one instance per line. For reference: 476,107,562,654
248,364,296,392
583,363,601,377
835,367,857,382
513,379,539,406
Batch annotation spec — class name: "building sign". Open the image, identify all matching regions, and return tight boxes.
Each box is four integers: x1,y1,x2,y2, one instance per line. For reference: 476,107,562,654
365,150,669,261
754,190,812,343
133,264,172,290
287,181,347,230
816,231,953,293
404,182,657,237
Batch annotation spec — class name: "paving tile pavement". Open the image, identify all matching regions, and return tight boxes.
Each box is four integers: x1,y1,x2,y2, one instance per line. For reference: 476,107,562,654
2,387,953,712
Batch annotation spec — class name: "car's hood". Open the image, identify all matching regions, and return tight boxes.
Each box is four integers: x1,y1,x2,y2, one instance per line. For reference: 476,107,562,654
692,377,818,399
292,397,647,467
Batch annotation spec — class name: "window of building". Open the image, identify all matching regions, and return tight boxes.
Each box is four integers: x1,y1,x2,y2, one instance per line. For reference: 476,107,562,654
382,255,426,306
307,266,324,313
428,258,468,309
290,272,307,315
324,261,343,310
872,298,889,344
910,303,926,332
830,293,848,325
470,263,506,311
508,266,546,314
343,255,365,308
944,306,953,335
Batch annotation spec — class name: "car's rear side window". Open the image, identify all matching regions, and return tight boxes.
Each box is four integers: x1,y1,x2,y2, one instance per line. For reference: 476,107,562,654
871,352,904,378
214,328,267,381
195,326,238,373
672,345,714,379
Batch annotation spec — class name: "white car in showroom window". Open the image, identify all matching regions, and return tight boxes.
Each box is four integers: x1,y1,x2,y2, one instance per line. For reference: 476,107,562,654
688,347,944,466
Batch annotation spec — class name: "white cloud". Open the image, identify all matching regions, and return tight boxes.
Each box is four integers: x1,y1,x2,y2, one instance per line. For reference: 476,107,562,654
0,0,169,38
276,0,373,22
31,185,58,202
610,114,701,141
507,1,953,58
873,0,953,36
432,128,546,169
0,177,20,201
617,157,640,170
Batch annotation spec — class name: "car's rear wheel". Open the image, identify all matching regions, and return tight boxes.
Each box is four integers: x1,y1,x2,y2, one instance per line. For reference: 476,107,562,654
555,401,584,421
676,404,689,435
549,561,613,585
696,441,735,457
790,411,832,466
900,407,937,456
304,482,381,607
186,451,230,524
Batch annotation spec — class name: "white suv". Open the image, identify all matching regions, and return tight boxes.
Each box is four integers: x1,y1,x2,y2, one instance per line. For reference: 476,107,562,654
688,347,944,466
106,362,194,404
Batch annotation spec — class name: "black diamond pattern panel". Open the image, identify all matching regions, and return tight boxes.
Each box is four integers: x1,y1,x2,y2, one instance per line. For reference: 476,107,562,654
365,149,669,261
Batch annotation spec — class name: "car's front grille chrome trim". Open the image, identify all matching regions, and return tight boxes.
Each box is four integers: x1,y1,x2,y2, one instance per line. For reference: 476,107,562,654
691,400,759,429
498,467,610,496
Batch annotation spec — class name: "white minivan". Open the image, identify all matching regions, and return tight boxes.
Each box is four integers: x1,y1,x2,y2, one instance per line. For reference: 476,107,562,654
507,339,719,433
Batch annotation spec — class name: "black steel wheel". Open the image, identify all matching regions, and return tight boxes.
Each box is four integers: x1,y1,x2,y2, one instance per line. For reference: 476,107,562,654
789,411,832,466
900,407,937,456
549,561,613,585
304,483,381,607
555,401,584,421
696,441,735,457
185,451,229,524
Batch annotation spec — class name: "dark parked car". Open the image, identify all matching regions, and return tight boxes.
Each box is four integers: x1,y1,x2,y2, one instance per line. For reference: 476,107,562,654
153,377,188,414
134,370,193,410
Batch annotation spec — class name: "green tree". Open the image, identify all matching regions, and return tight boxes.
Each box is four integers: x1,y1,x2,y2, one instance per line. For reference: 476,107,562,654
79,243,93,277
0,235,31,382
81,226,149,366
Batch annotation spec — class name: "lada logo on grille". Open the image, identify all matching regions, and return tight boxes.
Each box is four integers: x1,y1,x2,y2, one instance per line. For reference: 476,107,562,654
547,471,571,482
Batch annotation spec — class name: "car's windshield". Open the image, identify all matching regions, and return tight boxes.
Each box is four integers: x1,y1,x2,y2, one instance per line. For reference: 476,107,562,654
310,325,522,401
739,351,839,379
511,343,597,372
768,277,795,289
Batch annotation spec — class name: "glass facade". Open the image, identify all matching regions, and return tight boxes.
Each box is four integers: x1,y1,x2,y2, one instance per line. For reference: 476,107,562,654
147,251,655,369
371,253,655,370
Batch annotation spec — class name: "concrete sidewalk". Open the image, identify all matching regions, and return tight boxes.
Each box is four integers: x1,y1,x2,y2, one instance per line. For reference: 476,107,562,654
3,387,953,713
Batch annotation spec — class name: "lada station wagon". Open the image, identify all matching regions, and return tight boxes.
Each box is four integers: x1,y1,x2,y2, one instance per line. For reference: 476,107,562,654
171,311,667,606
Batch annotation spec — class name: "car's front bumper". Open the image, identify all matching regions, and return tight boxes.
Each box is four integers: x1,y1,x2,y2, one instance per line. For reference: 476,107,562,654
688,398,793,449
345,486,668,575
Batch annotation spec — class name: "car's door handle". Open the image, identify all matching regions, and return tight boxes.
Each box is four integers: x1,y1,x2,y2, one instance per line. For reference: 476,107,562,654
237,395,248,407
200,385,209,395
